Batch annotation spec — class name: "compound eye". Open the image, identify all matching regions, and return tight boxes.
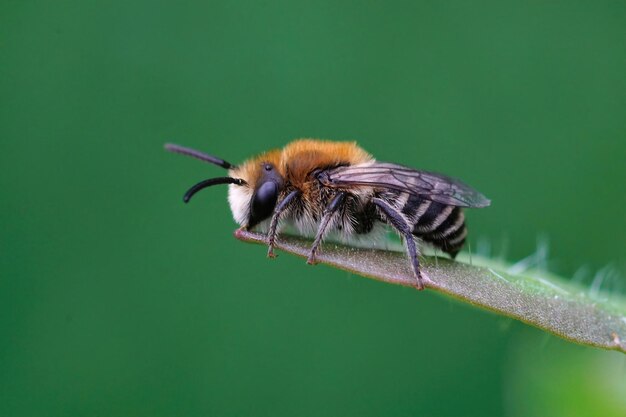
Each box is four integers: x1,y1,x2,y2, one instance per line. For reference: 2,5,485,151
250,181,279,226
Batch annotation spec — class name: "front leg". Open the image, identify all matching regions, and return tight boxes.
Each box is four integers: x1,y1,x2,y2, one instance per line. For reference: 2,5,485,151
266,190,300,258
372,197,424,290
306,191,347,264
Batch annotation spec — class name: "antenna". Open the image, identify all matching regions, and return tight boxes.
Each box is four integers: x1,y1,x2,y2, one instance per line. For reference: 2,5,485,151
164,143,236,169
182,177,246,203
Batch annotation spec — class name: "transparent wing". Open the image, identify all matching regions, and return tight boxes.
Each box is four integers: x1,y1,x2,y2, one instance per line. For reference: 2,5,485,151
318,162,491,208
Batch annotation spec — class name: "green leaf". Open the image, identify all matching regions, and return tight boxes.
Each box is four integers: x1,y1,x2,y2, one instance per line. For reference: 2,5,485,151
235,229,626,353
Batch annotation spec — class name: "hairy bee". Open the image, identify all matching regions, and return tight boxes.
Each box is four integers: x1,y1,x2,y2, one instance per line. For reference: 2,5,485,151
165,139,490,290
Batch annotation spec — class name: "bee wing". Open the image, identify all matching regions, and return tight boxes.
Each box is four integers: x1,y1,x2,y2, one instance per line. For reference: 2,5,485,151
319,162,491,208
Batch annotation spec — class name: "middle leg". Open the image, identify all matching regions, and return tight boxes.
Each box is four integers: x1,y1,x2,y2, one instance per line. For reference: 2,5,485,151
306,191,347,264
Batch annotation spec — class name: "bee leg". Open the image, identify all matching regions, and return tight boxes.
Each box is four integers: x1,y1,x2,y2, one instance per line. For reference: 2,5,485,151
307,191,347,265
267,189,301,258
372,198,424,290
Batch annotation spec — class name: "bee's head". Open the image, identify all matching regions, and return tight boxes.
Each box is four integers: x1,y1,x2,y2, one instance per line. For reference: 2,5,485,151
227,150,284,229
165,144,284,229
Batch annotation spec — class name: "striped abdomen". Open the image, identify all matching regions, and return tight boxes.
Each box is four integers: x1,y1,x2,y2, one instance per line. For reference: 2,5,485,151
400,194,467,258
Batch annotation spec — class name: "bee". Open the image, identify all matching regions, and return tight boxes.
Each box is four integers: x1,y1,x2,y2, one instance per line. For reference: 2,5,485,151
165,139,490,290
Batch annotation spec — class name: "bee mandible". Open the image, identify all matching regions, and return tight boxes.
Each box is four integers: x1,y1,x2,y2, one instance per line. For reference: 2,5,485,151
165,139,490,290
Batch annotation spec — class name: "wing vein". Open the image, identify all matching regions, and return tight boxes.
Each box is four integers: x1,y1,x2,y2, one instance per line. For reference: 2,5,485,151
320,162,491,208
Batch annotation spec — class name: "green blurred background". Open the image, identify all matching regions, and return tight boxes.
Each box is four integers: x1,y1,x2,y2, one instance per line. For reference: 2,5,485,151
2,1,625,416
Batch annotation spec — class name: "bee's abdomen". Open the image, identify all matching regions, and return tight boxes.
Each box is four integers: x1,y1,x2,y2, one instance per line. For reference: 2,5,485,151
401,195,467,258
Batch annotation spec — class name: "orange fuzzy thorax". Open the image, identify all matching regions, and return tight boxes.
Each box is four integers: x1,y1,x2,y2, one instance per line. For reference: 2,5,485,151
231,139,373,188
280,139,372,187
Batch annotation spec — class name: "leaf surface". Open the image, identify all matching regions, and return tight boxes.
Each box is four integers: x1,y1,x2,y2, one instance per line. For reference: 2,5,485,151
235,229,626,353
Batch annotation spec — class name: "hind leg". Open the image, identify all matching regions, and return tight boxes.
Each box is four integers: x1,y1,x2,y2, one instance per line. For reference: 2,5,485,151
372,198,424,290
